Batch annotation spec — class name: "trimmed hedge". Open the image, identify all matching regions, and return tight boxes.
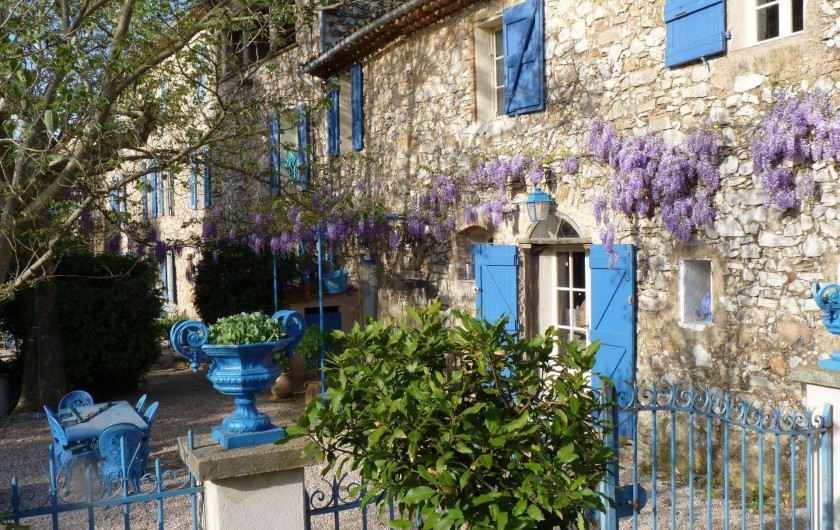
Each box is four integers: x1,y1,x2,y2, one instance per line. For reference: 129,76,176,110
56,252,162,398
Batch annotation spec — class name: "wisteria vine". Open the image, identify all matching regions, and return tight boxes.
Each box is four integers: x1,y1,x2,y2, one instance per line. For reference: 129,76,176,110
588,120,722,263
752,89,840,211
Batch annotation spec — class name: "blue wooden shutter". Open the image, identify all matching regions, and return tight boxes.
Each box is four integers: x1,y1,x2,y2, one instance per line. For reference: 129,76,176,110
475,244,519,335
269,113,281,195
351,64,364,151
327,85,340,155
120,178,127,213
296,104,310,188
502,0,545,116
189,156,198,210
196,73,207,102
664,0,726,67
141,163,148,218
150,167,158,218
203,146,212,207
589,244,636,437
161,260,168,302
109,176,119,213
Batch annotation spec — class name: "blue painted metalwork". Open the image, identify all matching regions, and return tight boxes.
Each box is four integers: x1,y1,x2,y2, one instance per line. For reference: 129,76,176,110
0,430,203,529
305,473,400,530
43,406,97,492
600,380,833,529
97,423,143,497
169,310,305,448
59,390,94,411
62,401,149,443
134,394,147,414
813,283,840,369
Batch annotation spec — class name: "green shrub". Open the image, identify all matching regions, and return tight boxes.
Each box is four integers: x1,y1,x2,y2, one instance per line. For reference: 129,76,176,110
284,304,612,530
208,312,284,345
56,252,162,398
295,325,346,371
193,241,298,324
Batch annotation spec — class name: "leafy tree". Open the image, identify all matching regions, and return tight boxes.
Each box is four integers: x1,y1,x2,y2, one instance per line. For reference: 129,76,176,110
284,305,613,529
0,0,314,302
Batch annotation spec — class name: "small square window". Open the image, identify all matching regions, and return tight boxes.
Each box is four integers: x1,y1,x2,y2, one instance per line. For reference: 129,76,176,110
755,0,803,43
681,260,712,326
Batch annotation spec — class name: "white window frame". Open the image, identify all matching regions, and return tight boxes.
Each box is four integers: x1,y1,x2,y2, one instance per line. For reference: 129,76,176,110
679,258,713,330
730,0,805,50
474,17,504,123
554,250,589,344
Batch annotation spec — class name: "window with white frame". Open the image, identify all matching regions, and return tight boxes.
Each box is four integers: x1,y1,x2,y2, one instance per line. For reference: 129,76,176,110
681,259,712,325
492,28,505,117
756,0,804,42
474,20,503,122
556,251,587,343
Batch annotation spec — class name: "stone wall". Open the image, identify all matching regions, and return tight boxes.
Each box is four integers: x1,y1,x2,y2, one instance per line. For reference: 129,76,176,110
325,0,840,406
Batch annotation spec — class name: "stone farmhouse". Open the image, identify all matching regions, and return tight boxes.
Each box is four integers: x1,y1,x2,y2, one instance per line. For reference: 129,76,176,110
118,0,840,406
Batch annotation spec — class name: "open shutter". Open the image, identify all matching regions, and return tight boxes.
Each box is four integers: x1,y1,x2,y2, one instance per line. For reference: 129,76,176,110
109,176,119,213
327,85,340,155
120,178,127,213
161,260,168,302
189,156,198,210
296,104,310,188
502,0,544,116
203,146,212,208
150,168,158,218
269,113,281,195
475,244,519,335
589,244,636,437
141,163,148,218
664,0,726,68
351,64,364,151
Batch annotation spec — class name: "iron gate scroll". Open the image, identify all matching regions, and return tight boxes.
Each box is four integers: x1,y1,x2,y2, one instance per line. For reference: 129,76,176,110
0,430,203,530
599,381,832,530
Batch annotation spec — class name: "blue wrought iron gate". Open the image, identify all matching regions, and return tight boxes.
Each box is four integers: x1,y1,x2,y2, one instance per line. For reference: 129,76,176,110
599,381,833,530
1,430,203,529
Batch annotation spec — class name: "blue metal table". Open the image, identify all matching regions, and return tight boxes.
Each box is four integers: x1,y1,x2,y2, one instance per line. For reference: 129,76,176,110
60,401,149,443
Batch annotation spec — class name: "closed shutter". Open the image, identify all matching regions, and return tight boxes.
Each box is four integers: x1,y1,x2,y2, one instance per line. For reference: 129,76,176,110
664,0,726,68
109,176,119,213
161,260,168,302
296,104,310,188
502,0,545,116
475,244,519,335
189,155,197,210
351,64,364,151
269,113,281,195
589,244,636,437
327,85,340,155
203,146,212,208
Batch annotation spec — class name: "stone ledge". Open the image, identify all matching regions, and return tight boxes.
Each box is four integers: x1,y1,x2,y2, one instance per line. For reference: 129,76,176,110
790,366,840,390
178,434,316,482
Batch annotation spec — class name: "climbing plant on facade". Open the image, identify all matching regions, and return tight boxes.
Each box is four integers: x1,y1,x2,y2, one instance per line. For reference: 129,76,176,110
587,120,722,264
751,89,840,212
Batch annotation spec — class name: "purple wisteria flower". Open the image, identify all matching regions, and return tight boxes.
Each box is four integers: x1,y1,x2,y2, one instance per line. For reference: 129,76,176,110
202,221,217,240
154,241,168,262
562,157,579,175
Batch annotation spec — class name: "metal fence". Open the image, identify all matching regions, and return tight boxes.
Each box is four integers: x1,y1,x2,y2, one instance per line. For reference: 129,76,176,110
599,380,833,530
1,430,203,530
305,473,408,530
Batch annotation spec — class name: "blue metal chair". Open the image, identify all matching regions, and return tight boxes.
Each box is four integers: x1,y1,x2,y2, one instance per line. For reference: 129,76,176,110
134,394,147,414
43,406,96,490
97,423,144,496
58,390,94,411
142,401,159,425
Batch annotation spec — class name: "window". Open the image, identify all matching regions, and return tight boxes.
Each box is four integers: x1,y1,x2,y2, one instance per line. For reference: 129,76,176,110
681,259,712,326
161,251,177,304
221,5,296,77
326,69,363,154
556,251,587,343
756,0,804,42
269,112,298,194
474,0,545,121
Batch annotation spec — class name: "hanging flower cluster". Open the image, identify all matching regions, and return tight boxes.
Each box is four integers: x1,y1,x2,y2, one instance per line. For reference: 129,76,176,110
462,155,545,227
588,120,722,262
752,89,840,211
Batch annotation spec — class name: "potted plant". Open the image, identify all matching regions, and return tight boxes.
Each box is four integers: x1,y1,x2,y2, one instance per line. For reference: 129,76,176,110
169,310,305,448
295,325,325,404
271,352,294,400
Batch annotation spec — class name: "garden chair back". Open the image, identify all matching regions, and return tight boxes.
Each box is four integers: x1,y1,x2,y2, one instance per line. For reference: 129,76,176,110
97,423,144,496
58,390,94,411
134,394,147,414
142,402,159,425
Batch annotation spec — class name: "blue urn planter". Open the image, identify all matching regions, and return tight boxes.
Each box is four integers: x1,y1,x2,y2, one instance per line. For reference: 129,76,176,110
813,283,840,370
169,310,305,449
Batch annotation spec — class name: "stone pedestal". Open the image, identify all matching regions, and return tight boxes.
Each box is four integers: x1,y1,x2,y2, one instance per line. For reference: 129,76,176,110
791,367,839,530
179,434,316,530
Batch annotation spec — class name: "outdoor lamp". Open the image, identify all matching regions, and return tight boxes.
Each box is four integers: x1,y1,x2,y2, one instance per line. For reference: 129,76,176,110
525,187,552,223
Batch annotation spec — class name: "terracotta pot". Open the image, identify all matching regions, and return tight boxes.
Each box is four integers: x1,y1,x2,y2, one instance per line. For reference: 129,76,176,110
304,380,322,404
271,373,294,400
